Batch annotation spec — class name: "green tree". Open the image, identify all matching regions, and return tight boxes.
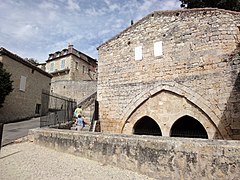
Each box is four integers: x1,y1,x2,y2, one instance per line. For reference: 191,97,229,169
180,0,240,11
0,62,13,108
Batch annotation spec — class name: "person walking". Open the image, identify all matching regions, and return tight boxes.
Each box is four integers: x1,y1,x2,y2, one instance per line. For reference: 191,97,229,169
76,114,85,131
74,105,83,118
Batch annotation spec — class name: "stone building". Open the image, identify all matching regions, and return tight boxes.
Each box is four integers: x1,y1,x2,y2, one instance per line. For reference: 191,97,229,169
45,44,97,82
42,45,98,104
97,8,240,140
0,48,52,123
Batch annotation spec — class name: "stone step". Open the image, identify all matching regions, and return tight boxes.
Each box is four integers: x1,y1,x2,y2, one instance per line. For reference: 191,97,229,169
71,125,90,131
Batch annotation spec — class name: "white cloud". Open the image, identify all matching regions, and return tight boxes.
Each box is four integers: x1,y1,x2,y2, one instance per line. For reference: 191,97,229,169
98,29,112,36
111,19,124,29
67,0,80,11
160,0,181,10
13,24,39,40
139,0,158,11
85,7,106,16
0,0,181,62
104,0,120,11
39,1,59,10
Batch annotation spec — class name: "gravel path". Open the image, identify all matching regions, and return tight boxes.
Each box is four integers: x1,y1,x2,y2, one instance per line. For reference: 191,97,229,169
0,142,154,180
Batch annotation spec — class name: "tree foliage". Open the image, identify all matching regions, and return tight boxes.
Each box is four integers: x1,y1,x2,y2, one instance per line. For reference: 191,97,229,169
25,58,39,66
0,62,13,108
180,0,240,11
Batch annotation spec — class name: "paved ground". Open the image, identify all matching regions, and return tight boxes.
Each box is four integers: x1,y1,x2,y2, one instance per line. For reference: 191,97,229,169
0,142,154,180
2,118,40,146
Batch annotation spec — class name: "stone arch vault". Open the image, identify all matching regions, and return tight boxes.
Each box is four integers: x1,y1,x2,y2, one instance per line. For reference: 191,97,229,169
120,83,230,139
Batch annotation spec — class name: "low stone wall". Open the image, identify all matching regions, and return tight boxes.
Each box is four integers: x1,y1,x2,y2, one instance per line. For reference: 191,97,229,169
29,128,240,179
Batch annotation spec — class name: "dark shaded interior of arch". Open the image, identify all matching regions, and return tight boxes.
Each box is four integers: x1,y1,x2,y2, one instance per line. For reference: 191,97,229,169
133,116,162,136
170,115,208,139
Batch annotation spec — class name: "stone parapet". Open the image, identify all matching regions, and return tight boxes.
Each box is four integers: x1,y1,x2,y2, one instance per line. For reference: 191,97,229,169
29,128,240,179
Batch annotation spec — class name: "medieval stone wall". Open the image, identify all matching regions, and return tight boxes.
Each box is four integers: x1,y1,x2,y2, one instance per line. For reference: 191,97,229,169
97,8,240,139
51,80,97,104
29,128,240,179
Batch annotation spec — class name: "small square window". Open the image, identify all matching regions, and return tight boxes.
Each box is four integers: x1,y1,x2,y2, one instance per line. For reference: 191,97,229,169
154,41,163,57
135,46,142,60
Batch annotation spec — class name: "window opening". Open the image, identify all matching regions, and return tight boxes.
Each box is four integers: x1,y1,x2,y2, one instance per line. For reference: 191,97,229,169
135,46,142,60
61,59,65,69
154,41,163,57
133,116,162,136
170,115,208,139
19,76,27,92
35,104,41,114
50,62,54,72
75,62,78,70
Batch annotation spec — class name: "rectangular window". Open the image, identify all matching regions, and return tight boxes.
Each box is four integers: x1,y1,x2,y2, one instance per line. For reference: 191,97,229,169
83,66,85,73
20,76,27,92
35,104,41,114
154,41,163,57
135,46,142,60
50,62,54,72
61,59,65,69
75,62,78,70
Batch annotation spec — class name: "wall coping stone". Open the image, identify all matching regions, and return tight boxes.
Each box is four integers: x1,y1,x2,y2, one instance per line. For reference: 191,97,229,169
29,128,240,179
97,8,240,50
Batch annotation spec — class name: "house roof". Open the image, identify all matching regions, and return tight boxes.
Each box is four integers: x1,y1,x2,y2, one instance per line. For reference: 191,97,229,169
0,47,52,78
97,8,240,50
46,47,97,65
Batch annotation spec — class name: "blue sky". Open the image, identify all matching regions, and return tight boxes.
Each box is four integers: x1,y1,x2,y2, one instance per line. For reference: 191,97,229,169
0,0,181,62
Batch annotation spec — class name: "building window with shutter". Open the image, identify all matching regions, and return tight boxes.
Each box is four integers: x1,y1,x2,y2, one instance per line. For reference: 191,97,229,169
75,62,78,70
83,66,85,73
19,76,27,92
50,62,54,72
61,59,65,69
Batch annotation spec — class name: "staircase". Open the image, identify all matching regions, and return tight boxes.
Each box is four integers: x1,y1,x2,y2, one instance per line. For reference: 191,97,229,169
71,92,97,132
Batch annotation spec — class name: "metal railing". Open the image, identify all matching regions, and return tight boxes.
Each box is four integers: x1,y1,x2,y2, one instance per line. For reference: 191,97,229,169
40,91,76,128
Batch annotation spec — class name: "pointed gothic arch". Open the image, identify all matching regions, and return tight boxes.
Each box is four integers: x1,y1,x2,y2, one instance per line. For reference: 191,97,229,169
120,83,228,139
170,115,208,139
133,116,162,136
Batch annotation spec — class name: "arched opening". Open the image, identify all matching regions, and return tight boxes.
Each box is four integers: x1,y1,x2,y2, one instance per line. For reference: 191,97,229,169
170,115,208,139
133,116,162,136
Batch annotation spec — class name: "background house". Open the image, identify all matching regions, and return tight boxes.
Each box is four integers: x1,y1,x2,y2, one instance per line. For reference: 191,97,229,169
39,45,98,120
0,47,52,123
97,8,240,140
45,44,97,82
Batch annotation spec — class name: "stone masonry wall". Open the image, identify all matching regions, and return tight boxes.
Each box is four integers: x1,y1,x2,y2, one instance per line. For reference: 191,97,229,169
51,80,97,104
47,55,96,82
29,128,240,179
97,8,240,139
0,55,51,123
